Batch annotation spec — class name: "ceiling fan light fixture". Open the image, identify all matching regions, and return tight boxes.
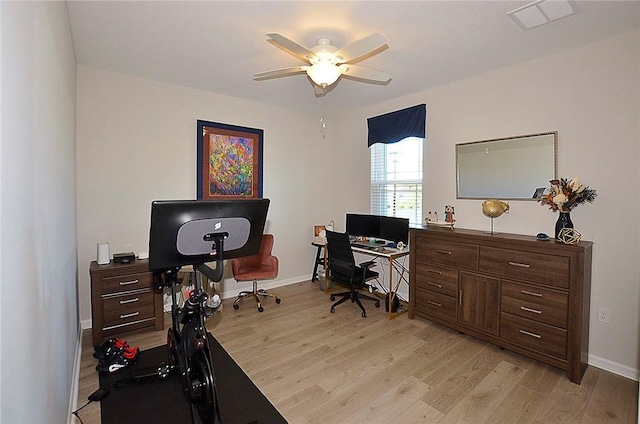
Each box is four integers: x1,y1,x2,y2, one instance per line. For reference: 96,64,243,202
306,62,342,87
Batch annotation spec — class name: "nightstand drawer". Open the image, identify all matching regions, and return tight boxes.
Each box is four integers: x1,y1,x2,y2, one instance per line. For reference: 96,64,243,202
415,237,478,270
479,247,569,288
102,272,154,295
103,295,156,328
415,288,457,322
102,290,155,314
501,280,568,328
500,312,567,360
415,263,458,297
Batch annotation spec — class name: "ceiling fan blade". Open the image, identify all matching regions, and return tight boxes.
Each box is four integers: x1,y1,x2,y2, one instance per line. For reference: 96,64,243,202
334,33,388,64
253,66,308,80
267,33,316,63
342,65,392,84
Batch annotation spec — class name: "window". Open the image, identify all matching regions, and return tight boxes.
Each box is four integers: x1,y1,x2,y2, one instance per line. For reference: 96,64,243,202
371,137,423,226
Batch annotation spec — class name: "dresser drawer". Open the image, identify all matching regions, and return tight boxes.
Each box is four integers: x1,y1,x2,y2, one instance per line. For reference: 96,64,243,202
500,312,567,360
415,263,458,297
102,290,155,314
102,272,155,295
415,237,478,270
479,247,570,288
501,280,568,328
102,292,156,328
415,288,457,322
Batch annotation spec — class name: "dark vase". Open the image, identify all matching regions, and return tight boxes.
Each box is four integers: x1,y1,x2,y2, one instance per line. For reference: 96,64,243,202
555,211,574,240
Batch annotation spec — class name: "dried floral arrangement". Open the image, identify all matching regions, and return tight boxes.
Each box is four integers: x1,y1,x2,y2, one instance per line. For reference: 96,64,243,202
539,178,597,212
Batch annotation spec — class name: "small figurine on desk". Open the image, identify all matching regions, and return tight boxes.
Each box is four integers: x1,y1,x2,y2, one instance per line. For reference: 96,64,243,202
445,205,455,223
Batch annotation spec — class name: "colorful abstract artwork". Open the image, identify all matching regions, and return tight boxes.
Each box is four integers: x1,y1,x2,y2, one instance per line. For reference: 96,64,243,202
197,120,263,199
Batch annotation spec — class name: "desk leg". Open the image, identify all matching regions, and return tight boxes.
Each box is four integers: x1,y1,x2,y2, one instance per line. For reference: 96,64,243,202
387,256,409,320
388,257,393,320
322,246,330,292
312,245,322,282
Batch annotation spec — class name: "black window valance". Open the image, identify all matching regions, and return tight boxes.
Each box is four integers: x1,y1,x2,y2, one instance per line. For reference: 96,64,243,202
367,104,426,147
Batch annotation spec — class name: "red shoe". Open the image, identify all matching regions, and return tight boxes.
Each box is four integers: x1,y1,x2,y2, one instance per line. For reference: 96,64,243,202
93,338,129,360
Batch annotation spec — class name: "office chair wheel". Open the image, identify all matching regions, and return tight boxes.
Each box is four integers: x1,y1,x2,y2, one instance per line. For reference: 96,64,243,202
361,311,366,318
275,298,281,304
330,295,336,301
258,306,264,312
375,300,381,308
330,307,335,313
233,303,240,309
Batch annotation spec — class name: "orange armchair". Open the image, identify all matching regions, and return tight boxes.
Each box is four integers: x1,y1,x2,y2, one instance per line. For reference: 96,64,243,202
230,234,281,312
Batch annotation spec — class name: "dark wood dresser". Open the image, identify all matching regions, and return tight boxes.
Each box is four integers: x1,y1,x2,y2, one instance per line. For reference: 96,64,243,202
409,227,593,384
90,259,164,347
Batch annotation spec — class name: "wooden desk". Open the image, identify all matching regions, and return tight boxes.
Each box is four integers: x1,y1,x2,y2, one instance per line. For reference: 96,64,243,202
351,244,410,320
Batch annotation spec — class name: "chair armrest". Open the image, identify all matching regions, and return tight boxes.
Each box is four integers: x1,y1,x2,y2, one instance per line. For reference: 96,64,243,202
358,260,376,269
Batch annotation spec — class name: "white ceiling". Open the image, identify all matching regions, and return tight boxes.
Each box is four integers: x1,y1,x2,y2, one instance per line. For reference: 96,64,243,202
67,1,640,114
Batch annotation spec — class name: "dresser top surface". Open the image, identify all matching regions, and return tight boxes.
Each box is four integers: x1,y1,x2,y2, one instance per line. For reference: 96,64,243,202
410,226,593,250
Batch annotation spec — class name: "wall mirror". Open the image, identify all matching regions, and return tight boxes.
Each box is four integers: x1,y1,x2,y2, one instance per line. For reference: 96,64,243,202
456,132,557,200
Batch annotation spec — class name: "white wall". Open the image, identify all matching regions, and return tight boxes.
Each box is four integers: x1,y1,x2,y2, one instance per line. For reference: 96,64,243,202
76,66,333,324
332,31,640,379
1,2,78,423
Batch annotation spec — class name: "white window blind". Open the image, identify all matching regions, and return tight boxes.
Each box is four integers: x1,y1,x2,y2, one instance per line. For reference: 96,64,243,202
371,137,423,226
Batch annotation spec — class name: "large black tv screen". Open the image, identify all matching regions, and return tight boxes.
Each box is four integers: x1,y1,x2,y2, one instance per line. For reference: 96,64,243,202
149,199,269,272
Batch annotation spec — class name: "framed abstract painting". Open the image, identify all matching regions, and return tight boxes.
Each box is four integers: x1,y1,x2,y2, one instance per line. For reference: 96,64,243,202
197,120,263,199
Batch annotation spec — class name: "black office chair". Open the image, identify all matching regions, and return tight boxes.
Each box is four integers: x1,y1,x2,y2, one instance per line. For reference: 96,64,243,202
325,230,381,317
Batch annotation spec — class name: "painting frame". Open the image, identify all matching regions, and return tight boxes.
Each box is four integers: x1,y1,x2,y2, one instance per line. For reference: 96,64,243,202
197,120,263,200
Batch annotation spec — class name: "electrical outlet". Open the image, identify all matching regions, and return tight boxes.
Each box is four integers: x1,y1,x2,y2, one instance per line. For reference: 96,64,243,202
597,307,611,324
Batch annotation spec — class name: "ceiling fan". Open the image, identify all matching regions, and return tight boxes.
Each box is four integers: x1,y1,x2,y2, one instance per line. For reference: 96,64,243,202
253,33,392,95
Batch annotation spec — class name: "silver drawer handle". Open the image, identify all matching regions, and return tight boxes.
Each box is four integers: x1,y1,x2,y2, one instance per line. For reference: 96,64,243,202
120,312,139,319
119,279,139,286
427,300,442,307
436,250,452,255
427,269,442,275
508,261,530,268
427,282,442,288
519,329,541,339
119,297,139,304
521,289,543,297
520,306,542,314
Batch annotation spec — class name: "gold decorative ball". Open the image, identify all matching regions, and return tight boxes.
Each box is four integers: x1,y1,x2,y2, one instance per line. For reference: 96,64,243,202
558,228,581,245
482,199,510,218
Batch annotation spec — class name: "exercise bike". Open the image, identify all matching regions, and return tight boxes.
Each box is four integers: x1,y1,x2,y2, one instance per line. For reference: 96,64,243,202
154,234,227,424
147,197,271,424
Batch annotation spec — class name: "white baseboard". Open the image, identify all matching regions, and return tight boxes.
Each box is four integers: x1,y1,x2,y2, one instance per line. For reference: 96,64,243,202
589,353,639,381
67,325,83,424
81,318,92,330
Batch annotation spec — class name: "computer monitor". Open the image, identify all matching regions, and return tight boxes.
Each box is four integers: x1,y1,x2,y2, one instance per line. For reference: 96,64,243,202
380,216,410,244
345,213,381,238
149,199,270,272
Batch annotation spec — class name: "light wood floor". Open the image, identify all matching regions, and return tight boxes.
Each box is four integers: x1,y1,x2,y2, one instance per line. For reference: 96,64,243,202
76,281,638,424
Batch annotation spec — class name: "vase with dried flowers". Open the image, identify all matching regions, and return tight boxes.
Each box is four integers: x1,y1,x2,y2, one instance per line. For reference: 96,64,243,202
539,177,597,240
